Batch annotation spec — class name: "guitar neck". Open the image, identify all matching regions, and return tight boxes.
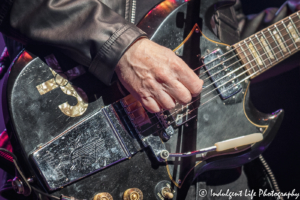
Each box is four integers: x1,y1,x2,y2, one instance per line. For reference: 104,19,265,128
233,11,300,79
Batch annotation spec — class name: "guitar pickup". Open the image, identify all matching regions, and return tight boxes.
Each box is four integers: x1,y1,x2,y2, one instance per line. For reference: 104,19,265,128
203,49,242,99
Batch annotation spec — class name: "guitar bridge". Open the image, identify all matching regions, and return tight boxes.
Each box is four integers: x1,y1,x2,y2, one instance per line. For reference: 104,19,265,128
119,95,174,161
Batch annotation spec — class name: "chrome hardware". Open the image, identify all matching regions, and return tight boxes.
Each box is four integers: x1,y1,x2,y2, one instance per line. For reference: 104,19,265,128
159,150,170,160
203,48,242,99
31,106,138,191
12,177,30,196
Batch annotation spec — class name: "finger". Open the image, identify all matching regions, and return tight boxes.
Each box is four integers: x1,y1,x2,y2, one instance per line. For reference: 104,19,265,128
140,96,161,113
153,90,176,111
174,58,204,97
162,80,192,105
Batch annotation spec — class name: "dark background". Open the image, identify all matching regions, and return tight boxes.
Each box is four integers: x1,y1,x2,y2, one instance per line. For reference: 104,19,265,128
0,0,297,199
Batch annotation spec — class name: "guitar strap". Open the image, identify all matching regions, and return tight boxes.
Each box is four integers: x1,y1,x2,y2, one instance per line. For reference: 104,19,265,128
211,0,240,45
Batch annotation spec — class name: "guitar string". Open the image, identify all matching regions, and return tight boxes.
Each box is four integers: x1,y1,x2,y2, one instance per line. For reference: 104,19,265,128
186,12,300,80
120,13,300,125
200,37,298,97
125,22,300,132
138,38,299,134
130,26,299,124
199,21,300,83
195,13,300,78
123,14,300,116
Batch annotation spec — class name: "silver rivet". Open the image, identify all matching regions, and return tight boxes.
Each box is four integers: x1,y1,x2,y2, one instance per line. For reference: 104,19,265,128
185,123,189,127
226,46,231,51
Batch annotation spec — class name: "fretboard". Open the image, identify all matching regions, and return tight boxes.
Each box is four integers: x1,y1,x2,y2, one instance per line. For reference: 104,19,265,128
233,11,300,78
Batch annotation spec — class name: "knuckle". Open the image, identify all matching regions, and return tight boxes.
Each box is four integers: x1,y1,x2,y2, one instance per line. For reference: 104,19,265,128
156,71,171,84
190,79,204,96
180,94,192,104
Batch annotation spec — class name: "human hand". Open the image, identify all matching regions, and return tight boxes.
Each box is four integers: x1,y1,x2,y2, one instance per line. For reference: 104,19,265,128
115,38,203,113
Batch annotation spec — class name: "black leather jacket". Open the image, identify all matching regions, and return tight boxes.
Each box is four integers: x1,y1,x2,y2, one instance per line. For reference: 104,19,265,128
0,0,159,85
1,0,299,86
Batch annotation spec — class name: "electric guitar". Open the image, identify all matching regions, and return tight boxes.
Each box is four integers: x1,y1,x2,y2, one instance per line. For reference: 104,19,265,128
5,0,300,199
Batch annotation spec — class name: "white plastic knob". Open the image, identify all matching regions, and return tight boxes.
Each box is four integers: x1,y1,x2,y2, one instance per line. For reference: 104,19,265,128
215,133,263,152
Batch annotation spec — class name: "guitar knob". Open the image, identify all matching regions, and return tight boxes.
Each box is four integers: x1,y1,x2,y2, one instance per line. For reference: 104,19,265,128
93,192,113,200
123,188,143,200
161,187,174,199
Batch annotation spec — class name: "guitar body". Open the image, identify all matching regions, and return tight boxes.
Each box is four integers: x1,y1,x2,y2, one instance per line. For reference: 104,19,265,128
3,0,283,199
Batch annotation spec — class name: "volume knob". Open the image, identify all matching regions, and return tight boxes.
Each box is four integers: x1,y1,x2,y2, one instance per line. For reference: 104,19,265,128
123,188,143,200
93,192,113,200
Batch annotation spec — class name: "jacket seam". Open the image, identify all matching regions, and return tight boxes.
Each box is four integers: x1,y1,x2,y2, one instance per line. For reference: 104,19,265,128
98,24,132,58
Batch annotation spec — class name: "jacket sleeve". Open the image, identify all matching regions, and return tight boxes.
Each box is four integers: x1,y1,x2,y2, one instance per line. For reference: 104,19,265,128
0,0,147,85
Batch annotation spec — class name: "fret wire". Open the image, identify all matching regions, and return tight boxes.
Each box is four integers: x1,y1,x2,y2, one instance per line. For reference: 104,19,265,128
204,21,300,84
238,43,256,73
275,24,291,54
250,37,267,69
199,14,300,79
297,12,300,21
268,28,285,57
203,41,300,102
255,34,272,64
198,39,293,104
127,14,300,121
243,40,262,71
203,29,300,93
282,21,298,49
261,31,278,61
289,16,300,41
143,36,300,129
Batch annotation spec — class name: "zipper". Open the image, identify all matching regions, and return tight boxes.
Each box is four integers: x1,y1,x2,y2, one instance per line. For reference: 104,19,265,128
130,0,136,24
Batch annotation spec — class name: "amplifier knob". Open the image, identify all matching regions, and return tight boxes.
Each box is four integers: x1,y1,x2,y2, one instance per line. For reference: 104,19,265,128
93,192,113,200
123,188,143,200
